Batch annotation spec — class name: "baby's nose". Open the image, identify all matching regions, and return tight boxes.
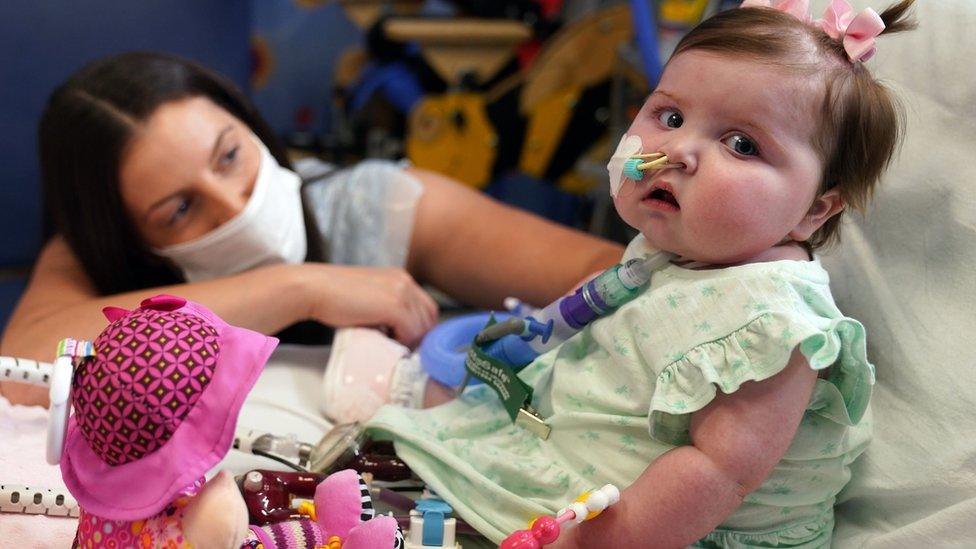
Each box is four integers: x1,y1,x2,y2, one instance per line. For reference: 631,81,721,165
659,145,695,174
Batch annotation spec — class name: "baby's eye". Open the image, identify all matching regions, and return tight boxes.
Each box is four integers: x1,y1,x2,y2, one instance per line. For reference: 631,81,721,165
657,109,683,129
723,134,759,156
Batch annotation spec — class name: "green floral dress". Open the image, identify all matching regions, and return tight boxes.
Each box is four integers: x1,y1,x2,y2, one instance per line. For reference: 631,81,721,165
368,236,873,547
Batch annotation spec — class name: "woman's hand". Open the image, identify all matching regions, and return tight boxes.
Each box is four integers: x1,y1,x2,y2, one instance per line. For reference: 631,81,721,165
301,264,438,348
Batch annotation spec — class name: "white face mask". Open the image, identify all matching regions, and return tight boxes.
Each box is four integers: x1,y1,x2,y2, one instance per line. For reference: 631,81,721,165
153,136,307,282
607,133,644,198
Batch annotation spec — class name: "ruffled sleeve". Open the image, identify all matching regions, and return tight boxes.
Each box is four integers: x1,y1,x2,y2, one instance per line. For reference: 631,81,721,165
648,311,874,446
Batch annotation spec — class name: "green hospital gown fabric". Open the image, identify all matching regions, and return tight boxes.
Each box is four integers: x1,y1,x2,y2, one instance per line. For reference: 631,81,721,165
369,236,874,547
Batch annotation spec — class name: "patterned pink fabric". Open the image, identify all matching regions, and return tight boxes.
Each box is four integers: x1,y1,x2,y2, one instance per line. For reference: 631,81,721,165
61,295,278,521
72,309,220,465
72,479,203,549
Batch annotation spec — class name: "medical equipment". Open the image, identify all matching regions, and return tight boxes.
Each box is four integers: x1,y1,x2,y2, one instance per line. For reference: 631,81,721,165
1,356,71,521
237,468,475,545
0,355,52,386
418,312,513,388
405,494,462,549
491,248,674,354
234,422,416,481
2,339,409,476
622,152,682,181
0,484,79,517
500,483,620,548
1,345,81,466
458,250,674,438
608,137,685,197
238,469,328,525
1,346,413,517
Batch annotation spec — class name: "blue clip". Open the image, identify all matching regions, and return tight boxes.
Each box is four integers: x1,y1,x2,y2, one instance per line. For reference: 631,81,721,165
522,317,553,344
415,498,453,546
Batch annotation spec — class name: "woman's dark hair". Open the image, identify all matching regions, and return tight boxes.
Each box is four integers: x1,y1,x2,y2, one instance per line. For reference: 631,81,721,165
39,51,291,294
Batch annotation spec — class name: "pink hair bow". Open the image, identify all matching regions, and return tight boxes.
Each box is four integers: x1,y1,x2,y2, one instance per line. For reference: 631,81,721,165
740,0,812,23
818,0,885,62
740,0,885,63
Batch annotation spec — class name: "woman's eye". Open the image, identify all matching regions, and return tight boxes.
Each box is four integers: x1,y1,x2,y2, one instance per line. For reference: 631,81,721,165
219,145,239,168
657,109,683,128
724,134,759,156
168,198,192,225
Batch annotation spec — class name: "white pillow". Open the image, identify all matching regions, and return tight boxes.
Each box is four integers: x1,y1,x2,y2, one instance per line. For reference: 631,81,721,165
811,0,976,545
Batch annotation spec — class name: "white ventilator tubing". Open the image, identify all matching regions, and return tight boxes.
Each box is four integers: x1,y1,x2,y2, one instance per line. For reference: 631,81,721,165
0,484,79,517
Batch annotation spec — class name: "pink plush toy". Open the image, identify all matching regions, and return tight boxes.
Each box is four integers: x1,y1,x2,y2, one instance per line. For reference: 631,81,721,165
56,295,403,548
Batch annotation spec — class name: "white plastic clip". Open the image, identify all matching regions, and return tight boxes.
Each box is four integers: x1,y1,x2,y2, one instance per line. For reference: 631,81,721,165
46,339,93,465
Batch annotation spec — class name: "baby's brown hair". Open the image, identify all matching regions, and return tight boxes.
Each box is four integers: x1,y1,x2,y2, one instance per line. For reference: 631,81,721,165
670,0,917,248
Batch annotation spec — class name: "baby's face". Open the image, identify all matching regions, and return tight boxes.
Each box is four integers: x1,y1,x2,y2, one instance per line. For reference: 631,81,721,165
614,50,825,264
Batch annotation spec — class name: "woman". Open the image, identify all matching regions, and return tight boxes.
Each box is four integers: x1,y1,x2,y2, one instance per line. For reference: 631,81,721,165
0,52,622,407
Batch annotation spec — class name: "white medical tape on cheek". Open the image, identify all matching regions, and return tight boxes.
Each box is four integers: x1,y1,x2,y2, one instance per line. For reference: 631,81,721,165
607,134,644,197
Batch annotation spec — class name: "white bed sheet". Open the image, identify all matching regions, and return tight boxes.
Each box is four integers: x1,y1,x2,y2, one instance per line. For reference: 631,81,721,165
811,0,976,546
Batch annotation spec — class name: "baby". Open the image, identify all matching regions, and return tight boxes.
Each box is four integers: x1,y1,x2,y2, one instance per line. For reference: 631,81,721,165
365,1,916,547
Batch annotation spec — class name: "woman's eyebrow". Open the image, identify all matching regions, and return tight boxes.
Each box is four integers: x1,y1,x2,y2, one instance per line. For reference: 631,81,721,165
143,126,234,221
209,125,234,164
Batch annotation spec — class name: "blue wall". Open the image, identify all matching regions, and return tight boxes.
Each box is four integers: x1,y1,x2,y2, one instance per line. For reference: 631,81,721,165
250,1,361,137
0,0,251,330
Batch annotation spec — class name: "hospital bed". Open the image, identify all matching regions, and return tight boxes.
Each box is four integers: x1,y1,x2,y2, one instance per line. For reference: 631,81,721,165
817,0,976,545
2,0,975,546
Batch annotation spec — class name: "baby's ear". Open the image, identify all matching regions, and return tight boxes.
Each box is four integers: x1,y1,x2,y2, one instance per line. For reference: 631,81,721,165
788,188,845,242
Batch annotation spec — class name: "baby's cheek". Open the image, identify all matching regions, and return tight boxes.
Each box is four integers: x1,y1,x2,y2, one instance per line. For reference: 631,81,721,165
687,185,764,236
613,192,644,225
624,120,664,151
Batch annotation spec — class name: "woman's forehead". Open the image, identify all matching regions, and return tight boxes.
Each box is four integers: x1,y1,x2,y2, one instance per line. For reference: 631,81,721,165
118,98,243,206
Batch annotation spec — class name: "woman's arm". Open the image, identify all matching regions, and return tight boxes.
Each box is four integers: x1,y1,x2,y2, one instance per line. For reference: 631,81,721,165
0,237,307,406
1,236,437,406
406,168,624,308
552,349,819,548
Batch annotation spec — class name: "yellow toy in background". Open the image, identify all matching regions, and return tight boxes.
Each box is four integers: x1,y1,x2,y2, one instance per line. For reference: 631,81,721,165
393,17,530,188
518,87,578,180
406,93,497,188
517,5,634,193
660,0,713,27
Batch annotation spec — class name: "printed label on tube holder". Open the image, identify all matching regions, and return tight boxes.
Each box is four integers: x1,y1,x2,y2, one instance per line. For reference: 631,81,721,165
464,316,550,438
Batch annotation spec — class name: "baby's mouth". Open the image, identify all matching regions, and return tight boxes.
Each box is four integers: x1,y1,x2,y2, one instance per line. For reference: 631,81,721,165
643,185,680,209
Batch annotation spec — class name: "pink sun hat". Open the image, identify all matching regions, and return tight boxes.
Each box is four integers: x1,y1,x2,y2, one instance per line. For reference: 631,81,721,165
59,294,278,520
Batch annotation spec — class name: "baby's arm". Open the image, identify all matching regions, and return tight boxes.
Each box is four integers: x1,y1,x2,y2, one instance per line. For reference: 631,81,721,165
551,348,818,549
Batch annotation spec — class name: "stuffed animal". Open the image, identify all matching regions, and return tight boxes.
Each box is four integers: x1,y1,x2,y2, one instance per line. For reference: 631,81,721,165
56,295,403,548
